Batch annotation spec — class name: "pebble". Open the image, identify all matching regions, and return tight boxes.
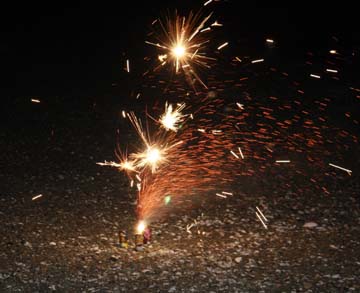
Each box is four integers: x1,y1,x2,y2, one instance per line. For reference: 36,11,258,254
303,222,318,228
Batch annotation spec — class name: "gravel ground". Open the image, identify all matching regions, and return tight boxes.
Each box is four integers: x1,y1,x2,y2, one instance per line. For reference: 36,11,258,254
1,104,359,292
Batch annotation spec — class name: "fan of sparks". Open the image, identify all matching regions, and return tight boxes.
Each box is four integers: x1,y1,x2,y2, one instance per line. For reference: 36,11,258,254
97,103,186,175
146,11,216,88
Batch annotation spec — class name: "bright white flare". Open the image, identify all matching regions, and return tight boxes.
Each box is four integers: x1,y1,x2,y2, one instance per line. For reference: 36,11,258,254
136,221,146,234
172,45,186,58
132,146,165,173
159,103,186,131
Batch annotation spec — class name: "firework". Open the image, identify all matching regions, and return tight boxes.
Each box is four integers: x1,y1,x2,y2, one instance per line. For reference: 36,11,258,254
146,10,217,88
159,102,186,132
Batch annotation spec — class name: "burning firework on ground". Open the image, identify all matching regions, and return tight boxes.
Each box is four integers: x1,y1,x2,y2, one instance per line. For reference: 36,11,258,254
96,5,358,248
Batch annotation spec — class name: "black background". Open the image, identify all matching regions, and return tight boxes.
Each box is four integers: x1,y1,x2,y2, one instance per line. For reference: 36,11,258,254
1,1,359,100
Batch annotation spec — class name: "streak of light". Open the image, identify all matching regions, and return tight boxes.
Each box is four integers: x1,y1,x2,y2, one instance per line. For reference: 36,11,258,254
217,42,228,50
326,69,338,73
126,59,130,72
221,191,233,196
329,163,352,175
122,110,126,118
265,147,273,153
329,50,337,54
251,59,264,64
32,194,43,201
235,57,242,62
236,102,244,110
266,38,274,43
310,74,321,79
230,150,239,159
275,160,290,163
238,147,244,159
200,27,211,33
97,161,121,167
212,129,222,134
256,206,268,222
203,0,213,6
186,223,195,234
211,20,223,27
256,212,268,229
31,99,40,103
216,193,227,198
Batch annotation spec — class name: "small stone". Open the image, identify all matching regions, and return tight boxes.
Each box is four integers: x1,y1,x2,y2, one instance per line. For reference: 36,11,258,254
110,255,118,261
135,245,144,252
303,282,312,289
303,222,318,228
24,241,32,248
235,257,242,263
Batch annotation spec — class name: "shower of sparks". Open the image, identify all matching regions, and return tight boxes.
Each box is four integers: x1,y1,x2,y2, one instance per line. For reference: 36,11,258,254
97,6,358,232
329,163,352,175
217,42,228,50
159,102,186,131
32,194,43,201
146,10,216,88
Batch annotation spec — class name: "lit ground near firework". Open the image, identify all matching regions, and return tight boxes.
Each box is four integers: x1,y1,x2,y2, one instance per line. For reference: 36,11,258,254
1,75,359,292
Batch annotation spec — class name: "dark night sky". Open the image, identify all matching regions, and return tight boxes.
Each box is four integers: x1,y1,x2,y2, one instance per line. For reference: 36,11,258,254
1,1,359,98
